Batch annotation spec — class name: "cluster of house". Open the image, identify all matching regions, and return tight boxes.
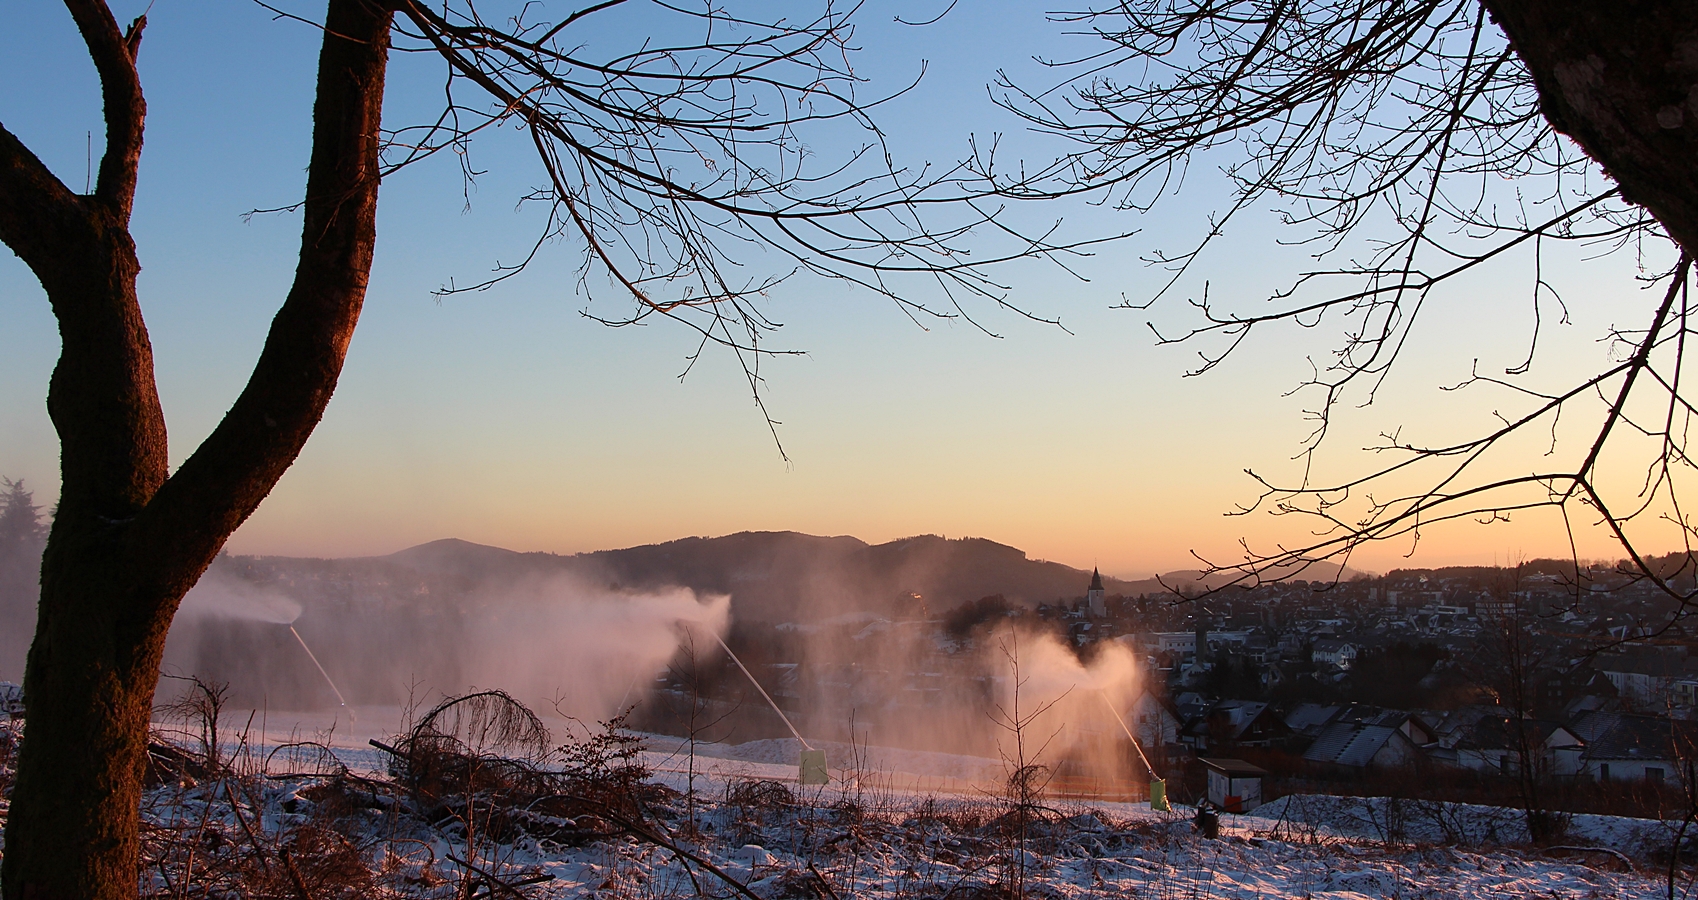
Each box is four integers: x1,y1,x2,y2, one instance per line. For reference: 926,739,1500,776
1150,625,1698,714
1123,690,1693,790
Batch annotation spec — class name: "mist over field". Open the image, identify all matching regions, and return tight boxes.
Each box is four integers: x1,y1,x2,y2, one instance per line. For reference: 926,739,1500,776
136,532,1170,782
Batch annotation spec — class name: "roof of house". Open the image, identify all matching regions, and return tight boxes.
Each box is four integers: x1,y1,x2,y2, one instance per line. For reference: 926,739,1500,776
1200,757,1268,776
1457,716,1578,752
1569,710,1621,743
1312,638,1355,654
1426,705,1508,739
1303,722,1409,767
1581,713,1691,762
1365,708,1425,730
1284,703,1342,735
1182,700,1284,741
1173,693,1211,722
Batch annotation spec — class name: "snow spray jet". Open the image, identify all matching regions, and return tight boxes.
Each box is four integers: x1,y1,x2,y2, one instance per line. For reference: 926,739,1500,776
177,567,353,719
1097,690,1167,810
710,630,810,748
698,626,829,785
288,625,354,722
460,582,731,722
1097,690,1156,777
979,626,1143,787
161,560,734,720
176,567,303,625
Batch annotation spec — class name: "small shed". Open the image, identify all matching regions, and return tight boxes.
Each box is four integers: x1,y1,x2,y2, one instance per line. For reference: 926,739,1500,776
1201,757,1268,812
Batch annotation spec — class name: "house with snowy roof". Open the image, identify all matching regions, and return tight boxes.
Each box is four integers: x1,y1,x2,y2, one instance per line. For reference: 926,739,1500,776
1284,703,1343,739
1573,711,1692,783
1286,704,1437,751
1454,716,1583,776
1302,720,1425,770
1182,699,1291,752
1344,707,1437,745
1311,638,1357,671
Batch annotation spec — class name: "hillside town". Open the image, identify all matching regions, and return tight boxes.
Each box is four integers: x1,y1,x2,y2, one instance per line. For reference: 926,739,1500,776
702,559,1698,822
1091,567,1692,812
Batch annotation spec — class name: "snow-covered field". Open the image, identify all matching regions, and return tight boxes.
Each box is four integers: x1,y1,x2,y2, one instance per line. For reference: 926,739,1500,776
1244,793,1685,862
427,812,1663,900
101,716,1680,900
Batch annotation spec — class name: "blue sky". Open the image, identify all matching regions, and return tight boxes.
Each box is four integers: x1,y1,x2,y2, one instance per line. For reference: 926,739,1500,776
0,0,1675,575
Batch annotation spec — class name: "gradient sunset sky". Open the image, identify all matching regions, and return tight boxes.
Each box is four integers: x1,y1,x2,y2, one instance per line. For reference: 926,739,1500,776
1,1,1678,577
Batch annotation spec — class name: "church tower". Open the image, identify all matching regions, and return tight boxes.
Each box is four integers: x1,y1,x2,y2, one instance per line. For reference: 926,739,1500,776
1087,567,1106,617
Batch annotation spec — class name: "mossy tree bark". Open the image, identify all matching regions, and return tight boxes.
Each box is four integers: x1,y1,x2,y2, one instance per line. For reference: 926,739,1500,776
0,1,393,897
1482,1,1698,257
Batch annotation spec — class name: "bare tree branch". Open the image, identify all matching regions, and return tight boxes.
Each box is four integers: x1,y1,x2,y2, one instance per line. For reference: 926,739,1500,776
62,0,145,220
986,0,1698,616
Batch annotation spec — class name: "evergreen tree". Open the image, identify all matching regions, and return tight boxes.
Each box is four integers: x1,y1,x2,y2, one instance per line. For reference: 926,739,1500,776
0,478,46,551
0,479,47,683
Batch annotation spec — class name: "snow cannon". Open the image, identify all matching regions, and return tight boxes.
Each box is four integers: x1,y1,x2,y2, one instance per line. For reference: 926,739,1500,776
1149,778,1170,812
799,749,829,786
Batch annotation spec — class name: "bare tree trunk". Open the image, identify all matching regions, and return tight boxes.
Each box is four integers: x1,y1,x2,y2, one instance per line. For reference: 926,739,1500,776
0,2,393,897
1483,1,1698,255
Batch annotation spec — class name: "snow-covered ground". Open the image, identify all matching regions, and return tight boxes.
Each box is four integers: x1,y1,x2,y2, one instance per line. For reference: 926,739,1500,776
1244,793,1685,861
122,719,1679,900
437,816,1661,900
163,768,1664,900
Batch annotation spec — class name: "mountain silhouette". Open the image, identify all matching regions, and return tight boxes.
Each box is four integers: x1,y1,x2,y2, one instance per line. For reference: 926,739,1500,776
363,531,1360,622
571,531,1120,621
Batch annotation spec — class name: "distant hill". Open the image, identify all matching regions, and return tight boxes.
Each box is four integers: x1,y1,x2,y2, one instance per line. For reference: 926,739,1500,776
373,531,1143,623
572,532,1131,622
384,537,543,577
357,531,1367,622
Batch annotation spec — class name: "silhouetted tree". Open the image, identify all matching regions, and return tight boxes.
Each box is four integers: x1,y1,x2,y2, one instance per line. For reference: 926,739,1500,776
0,480,44,547
946,593,1016,641
1462,568,1566,842
1346,642,1448,709
0,2,1085,895
1202,649,1262,699
0,480,46,679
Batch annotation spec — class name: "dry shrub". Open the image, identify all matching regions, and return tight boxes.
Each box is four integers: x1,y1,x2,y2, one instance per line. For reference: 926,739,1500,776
721,778,797,844
557,709,662,814
904,797,992,835
384,690,672,847
154,675,230,774
276,823,376,900
143,742,218,788
298,773,398,829
129,688,673,898
145,676,238,789
727,779,795,811
385,690,556,840
388,690,551,794
266,740,350,780
829,795,869,828
768,867,832,900
953,882,1066,900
